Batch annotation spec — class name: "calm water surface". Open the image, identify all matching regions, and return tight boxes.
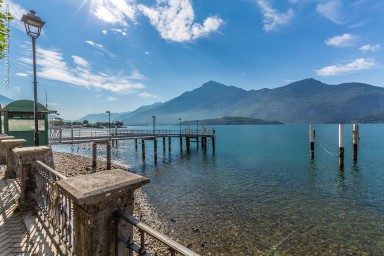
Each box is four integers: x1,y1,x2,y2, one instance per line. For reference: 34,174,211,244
53,124,384,255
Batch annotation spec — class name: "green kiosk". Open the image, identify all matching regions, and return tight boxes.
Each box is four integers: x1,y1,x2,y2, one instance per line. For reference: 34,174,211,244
1,100,56,146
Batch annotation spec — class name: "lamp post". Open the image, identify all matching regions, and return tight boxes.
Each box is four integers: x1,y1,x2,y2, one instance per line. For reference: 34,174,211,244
21,10,45,146
178,118,181,134
152,116,156,135
106,111,111,140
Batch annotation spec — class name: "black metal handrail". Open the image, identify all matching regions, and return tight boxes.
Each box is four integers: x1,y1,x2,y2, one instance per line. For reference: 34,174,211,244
114,210,199,256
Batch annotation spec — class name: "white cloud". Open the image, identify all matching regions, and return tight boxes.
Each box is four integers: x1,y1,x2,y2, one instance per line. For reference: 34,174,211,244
138,92,158,98
107,96,118,101
102,30,107,35
145,51,150,55
91,0,137,26
85,40,104,48
359,44,381,52
14,86,21,93
7,1,28,32
72,56,90,68
111,28,127,36
16,73,28,77
255,0,294,32
325,34,357,47
138,0,223,42
18,47,145,94
316,0,345,25
316,58,375,76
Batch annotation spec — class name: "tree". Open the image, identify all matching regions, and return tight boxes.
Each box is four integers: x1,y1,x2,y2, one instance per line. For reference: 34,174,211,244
0,0,13,59
82,120,89,125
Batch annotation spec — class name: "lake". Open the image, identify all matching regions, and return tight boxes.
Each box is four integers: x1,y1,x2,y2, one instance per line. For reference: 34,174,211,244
53,124,384,255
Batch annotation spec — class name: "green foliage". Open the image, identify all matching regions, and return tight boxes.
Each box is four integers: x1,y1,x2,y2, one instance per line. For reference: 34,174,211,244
0,0,13,59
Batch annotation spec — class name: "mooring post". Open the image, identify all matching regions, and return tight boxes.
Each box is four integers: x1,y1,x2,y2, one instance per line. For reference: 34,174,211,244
163,137,166,152
92,143,97,172
142,139,145,161
212,128,216,152
202,128,207,148
352,123,359,161
309,124,315,159
107,142,111,170
180,135,183,151
154,139,157,163
168,137,171,152
135,139,138,151
339,124,344,169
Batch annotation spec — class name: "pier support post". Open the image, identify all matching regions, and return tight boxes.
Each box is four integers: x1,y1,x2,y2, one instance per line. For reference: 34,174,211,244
135,139,138,151
163,137,166,152
107,142,111,170
212,128,216,152
186,136,190,151
142,139,145,161
180,135,183,151
168,137,171,152
352,123,359,162
339,124,344,169
154,139,157,163
309,125,315,159
92,143,97,172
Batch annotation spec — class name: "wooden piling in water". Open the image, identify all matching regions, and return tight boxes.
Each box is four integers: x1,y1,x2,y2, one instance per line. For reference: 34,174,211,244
339,124,344,169
142,139,145,161
352,123,359,161
168,137,171,152
135,139,138,151
186,136,190,151
92,143,97,172
179,135,183,151
154,139,157,163
212,128,216,152
309,125,315,159
107,142,111,170
163,137,166,152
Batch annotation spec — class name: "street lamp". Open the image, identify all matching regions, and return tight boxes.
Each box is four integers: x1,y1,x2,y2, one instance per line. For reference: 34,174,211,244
152,116,156,135
21,10,45,146
106,111,111,140
178,118,181,134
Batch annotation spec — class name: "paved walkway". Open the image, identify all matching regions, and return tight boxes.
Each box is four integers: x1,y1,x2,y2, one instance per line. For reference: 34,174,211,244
0,166,56,256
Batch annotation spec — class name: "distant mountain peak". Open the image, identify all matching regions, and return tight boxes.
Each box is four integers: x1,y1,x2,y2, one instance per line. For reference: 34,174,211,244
287,78,324,87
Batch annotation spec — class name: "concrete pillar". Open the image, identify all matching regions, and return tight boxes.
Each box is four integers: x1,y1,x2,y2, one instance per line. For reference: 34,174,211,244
0,135,15,164
12,146,54,211
57,170,149,256
1,139,26,179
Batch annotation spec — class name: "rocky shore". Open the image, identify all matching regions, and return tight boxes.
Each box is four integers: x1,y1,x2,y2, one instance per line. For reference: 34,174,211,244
52,151,171,255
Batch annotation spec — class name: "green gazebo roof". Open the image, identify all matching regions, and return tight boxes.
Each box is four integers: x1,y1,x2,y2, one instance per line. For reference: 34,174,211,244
2,100,56,113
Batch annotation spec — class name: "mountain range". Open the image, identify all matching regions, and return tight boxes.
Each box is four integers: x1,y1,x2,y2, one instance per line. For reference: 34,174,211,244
81,78,384,124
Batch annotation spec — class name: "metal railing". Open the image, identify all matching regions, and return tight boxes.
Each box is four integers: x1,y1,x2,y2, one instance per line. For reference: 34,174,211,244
34,161,75,255
49,128,215,144
114,210,199,256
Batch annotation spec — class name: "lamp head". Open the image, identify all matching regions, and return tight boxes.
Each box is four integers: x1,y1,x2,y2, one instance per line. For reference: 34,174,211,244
21,10,45,38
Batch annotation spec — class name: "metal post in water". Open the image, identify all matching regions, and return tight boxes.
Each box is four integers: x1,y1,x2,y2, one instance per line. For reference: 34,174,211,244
309,125,315,159
339,124,344,169
352,123,359,161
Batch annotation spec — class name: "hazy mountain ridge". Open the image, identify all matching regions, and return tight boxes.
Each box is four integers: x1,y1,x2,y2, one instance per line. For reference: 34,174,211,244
78,78,384,124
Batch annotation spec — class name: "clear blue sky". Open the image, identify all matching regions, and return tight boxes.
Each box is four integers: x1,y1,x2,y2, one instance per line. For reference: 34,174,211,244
1,0,383,120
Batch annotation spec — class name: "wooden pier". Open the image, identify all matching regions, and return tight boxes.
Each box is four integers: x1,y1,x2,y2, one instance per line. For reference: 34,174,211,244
49,127,215,161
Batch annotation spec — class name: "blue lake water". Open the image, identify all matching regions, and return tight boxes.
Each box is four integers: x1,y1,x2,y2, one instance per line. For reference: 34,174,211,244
53,124,384,255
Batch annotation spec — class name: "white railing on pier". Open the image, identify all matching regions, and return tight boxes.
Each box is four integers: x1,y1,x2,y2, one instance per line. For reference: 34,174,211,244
49,128,214,144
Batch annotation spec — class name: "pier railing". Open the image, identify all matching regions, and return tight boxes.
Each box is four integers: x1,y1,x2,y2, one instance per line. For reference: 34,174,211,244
114,210,199,256
49,127,214,144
